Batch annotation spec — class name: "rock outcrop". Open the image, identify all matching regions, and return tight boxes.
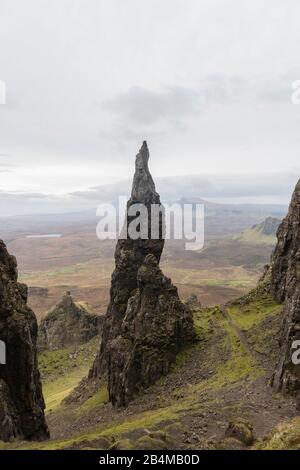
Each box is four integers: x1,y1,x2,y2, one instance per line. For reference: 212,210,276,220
256,217,281,237
91,141,195,406
38,292,103,351
0,240,49,441
233,216,281,245
270,180,300,395
224,419,254,447
186,293,201,308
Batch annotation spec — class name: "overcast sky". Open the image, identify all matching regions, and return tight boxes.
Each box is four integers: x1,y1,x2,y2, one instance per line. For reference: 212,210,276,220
0,0,300,212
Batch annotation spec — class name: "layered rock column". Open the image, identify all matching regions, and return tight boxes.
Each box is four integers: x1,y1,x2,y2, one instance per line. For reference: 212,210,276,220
270,180,300,394
91,141,194,406
0,240,49,441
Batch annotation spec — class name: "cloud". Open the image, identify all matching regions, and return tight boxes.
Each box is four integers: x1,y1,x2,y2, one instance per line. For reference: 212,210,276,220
0,190,91,216
0,0,300,198
104,77,292,122
0,190,49,200
102,78,246,128
1,169,297,216
70,171,298,202
100,76,294,147
103,86,201,125
0,154,17,172
0,163,16,168
100,80,241,147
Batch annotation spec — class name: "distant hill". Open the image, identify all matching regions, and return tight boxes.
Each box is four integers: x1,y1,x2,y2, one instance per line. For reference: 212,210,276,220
233,217,281,245
1,170,295,216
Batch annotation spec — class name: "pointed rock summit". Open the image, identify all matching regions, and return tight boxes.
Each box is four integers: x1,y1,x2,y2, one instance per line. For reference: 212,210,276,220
257,217,281,237
131,141,157,202
91,142,194,406
0,240,49,441
38,292,103,351
270,179,300,395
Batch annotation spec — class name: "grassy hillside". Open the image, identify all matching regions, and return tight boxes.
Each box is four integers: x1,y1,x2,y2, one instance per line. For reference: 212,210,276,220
233,217,281,246
39,337,99,412
3,210,281,321
18,237,273,322
2,287,297,451
255,417,300,450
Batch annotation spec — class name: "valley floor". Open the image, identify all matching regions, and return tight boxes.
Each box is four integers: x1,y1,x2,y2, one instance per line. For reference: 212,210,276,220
3,288,299,451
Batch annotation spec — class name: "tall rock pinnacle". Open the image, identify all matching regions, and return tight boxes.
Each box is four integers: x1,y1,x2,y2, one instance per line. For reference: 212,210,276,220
0,240,49,441
131,141,157,202
270,179,300,395
91,142,194,406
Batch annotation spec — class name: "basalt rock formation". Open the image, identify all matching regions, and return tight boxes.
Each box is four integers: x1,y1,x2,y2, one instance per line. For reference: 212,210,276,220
0,240,49,441
38,292,103,351
270,179,300,395
90,141,195,407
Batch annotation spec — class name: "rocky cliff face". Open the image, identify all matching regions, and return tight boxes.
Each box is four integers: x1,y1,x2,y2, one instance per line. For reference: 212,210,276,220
0,240,49,441
38,292,103,351
270,180,300,395
91,141,195,406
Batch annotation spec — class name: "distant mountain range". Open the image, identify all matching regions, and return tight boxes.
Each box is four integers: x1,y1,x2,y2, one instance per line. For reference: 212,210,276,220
0,171,297,216
233,216,281,245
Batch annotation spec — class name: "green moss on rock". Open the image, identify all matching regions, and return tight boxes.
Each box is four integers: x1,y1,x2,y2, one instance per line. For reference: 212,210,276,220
134,435,168,450
255,417,300,450
225,419,254,446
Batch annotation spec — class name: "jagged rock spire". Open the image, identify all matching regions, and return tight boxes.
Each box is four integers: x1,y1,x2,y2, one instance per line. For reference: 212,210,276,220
38,292,102,351
0,240,49,441
131,141,157,202
270,179,300,395
90,142,195,406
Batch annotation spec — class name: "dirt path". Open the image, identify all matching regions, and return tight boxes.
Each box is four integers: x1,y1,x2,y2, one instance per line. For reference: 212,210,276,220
220,305,262,364
31,300,297,451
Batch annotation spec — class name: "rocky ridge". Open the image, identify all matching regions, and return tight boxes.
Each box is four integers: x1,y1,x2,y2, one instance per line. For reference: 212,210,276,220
38,292,102,351
0,240,49,441
255,217,281,237
270,180,300,396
